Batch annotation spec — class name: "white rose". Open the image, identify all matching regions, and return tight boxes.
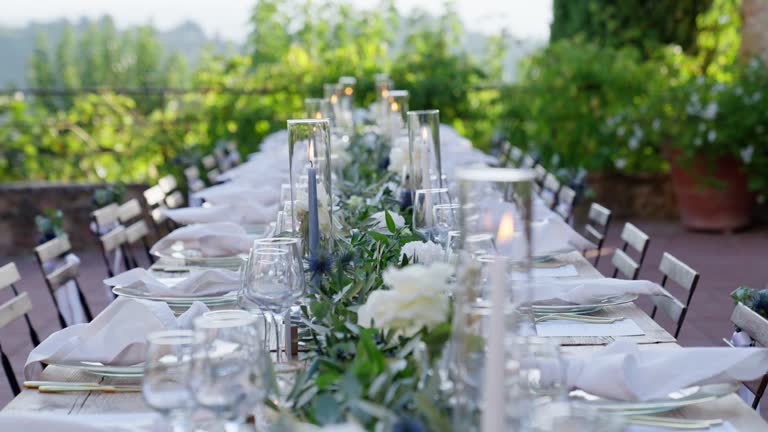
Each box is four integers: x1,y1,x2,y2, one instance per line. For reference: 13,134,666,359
295,182,333,234
357,263,452,335
400,240,444,264
369,210,405,233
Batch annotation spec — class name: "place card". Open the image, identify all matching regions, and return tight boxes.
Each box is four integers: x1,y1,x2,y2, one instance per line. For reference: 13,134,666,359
536,318,645,337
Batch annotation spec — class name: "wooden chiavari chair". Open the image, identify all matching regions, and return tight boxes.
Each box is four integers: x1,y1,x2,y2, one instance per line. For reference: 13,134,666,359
729,302,768,408
0,263,40,396
650,252,700,338
91,203,132,276
118,198,154,265
610,222,650,280
583,203,612,266
34,235,94,328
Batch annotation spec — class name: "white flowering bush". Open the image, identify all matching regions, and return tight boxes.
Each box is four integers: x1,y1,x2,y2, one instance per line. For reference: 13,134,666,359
357,263,452,336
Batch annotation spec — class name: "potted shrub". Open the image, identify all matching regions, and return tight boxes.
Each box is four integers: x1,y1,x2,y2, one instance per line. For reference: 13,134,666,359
657,59,768,231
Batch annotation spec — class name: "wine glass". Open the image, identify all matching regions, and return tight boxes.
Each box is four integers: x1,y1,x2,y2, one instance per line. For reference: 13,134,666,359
239,247,304,362
432,203,460,248
143,330,199,432
413,187,451,241
189,310,267,432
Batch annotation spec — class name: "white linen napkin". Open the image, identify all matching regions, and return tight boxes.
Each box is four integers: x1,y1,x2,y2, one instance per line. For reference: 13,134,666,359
0,413,167,432
105,268,240,297
532,217,596,257
163,203,278,225
536,319,645,337
193,183,281,207
25,297,208,378
151,222,254,257
528,278,669,305
565,340,768,401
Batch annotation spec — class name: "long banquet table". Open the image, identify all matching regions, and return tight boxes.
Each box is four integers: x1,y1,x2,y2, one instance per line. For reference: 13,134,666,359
4,252,767,430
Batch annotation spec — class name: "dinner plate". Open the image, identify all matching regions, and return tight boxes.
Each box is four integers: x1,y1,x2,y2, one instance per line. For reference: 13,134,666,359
570,383,739,414
112,286,238,307
531,294,638,315
44,360,144,378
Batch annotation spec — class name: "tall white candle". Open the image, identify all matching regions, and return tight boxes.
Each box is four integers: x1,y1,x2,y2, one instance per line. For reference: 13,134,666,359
481,211,515,432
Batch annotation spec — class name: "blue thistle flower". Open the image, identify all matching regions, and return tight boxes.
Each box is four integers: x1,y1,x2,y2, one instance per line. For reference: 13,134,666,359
308,253,334,278
392,417,426,432
399,189,413,211
378,155,390,171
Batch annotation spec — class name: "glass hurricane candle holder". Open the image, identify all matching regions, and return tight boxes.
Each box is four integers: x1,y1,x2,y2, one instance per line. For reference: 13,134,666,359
386,90,409,145
407,109,443,192
338,77,356,134
287,118,333,256
304,98,332,120
450,167,535,432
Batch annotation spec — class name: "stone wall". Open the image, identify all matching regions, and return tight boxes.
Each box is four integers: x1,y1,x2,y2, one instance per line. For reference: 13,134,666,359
0,182,148,257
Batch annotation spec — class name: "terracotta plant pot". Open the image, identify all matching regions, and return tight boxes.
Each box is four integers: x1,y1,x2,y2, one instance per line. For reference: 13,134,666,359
665,150,754,231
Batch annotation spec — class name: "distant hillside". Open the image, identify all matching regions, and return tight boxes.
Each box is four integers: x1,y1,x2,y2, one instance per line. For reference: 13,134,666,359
0,17,239,88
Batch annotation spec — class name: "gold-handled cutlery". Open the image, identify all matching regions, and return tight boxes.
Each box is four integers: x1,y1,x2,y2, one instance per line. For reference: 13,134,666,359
24,381,141,393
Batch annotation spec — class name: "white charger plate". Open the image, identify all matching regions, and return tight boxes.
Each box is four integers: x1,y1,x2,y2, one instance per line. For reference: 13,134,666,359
112,286,238,307
44,360,144,378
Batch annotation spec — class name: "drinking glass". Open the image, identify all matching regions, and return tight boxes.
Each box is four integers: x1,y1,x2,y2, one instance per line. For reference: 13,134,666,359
446,230,462,264
304,97,331,120
514,337,566,401
530,402,624,432
412,188,451,241
189,310,267,432
432,203,460,248
239,247,304,362
407,109,442,191
143,330,199,432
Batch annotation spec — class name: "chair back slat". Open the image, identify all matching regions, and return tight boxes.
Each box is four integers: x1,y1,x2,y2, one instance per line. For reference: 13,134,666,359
620,222,650,256
731,303,768,347
44,255,80,290
543,174,561,194
584,224,605,243
521,154,536,169
611,249,640,280
651,294,686,324
143,185,166,207
0,292,32,330
659,252,699,293
100,225,127,253
534,165,548,184
118,199,143,223
125,220,150,244
189,179,205,193
554,185,577,222
588,203,612,227
509,146,524,166
202,155,217,170
91,203,120,228
158,175,178,194
184,166,200,181
0,263,21,288
165,190,185,209
207,169,221,184
34,235,72,263
151,207,168,224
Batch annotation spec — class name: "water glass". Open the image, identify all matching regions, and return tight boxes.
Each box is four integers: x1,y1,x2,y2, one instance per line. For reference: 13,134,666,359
432,203,460,248
514,337,567,402
413,187,451,241
189,310,267,431
143,330,199,432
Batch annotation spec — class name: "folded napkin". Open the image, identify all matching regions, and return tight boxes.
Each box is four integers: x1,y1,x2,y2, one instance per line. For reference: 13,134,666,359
193,183,281,207
565,340,768,401
163,203,278,225
0,413,167,432
25,297,207,378
151,222,255,257
528,278,668,305
532,217,596,257
105,268,240,297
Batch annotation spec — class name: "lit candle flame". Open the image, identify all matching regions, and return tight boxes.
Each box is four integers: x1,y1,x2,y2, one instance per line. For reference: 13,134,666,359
344,87,353,96
308,139,315,166
314,111,322,119
391,101,399,112
496,211,515,243
330,94,338,104
381,89,389,98
421,126,428,141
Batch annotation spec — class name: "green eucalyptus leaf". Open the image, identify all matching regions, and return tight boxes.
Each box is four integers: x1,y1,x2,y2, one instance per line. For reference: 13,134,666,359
384,210,397,233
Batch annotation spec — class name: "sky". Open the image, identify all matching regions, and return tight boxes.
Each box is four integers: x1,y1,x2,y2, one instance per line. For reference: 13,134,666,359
0,0,552,42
